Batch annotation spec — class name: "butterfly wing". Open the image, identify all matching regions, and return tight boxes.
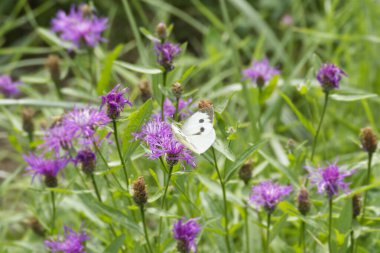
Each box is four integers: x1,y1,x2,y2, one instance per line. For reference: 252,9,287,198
172,108,216,154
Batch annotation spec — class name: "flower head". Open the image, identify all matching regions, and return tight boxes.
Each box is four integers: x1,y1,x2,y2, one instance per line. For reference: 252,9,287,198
173,218,201,253
154,41,181,71
163,97,193,120
249,181,292,213
75,149,96,175
317,63,346,92
134,117,195,167
297,187,311,215
39,123,75,154
100,84,132,119
64,107,110,139
132,176,148,206
0,75,22,97
51,4,107,48
242,59,280,87
24,154,68,187
45,225,89,253
360,127,377,154
306,163,356,198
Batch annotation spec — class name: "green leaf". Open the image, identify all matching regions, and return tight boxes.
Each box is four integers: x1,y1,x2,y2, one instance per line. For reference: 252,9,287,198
178,65,197,84
330,93,378,102
103,234,126,253
212,138,236,162
259,75,279,104
269,214,288,242
122,99,153,156
225,142,264,181
97,45,124,95
139,27,157,41
279,91,316,135
37,28,74,49
114,61,162,74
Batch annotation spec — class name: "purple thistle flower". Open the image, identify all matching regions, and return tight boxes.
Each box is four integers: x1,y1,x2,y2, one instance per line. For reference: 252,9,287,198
134,117,195,167
0,75,22,97
154,41,181,71
100,84,132,119
24,153,68,187
306,163,356,199
242,58,280,87
163,97,193,120
45,225,89,253
39,124,75,154
64,107,110,139
249,181,292,213
316,63,346,92
51,4,107,48
173,218,201,253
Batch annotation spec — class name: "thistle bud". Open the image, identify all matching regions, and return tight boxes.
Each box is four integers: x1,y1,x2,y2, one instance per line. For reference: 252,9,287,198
155,22,167,40
45,54,61,84
352,194,361,219
133,177,148,206
80,4,92,17
198,99,213,110
76,150,96,175
171,82,183,99
22,107,35,136
297,187,311,215
360,127,377,154
44,175,58,188
24,217,45,237
138,80,152,102
239,160,252,185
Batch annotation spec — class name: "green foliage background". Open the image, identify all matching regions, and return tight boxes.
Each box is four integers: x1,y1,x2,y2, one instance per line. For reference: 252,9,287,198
0,0,379,252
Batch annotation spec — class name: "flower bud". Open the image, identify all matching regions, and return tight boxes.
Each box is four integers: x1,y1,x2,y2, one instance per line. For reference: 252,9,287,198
360,127,377,154
352,194,361,219
80,4,92,17
45,54,61,84
76,150,96,175
297,187,311,215
22,107,35,135
239,160,252,185
198,100,213,110
171,82,183,99
138,80,152,102
44,175,58,188
133,177,148,206
155,22,167,40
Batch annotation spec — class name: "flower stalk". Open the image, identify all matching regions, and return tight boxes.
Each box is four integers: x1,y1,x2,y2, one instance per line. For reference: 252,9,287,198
311,91,329,162
50,191,56,235
112,119,129,188
328,197,333,253
266,212,271,253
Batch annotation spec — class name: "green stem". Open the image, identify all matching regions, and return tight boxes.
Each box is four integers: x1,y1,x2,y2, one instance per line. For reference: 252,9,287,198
93,141,123,190
161,164,174,209
112,120,129,188
87,47,96,88
299,220,306,253
212,147,231,253
174,97,180,122
50,191,56,234
266,212,271,253
140,206,154,253
350,227,355,253
328,197,333,253
311,91,329,162
245,205,250,252
161,71,167,120
361,152,373,222
91,173,102,202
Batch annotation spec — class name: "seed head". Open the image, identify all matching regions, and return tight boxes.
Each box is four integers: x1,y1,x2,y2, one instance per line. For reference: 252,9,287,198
171,82,183,99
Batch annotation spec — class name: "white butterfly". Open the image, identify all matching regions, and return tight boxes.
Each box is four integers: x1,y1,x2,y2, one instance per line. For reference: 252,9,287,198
171,107,216,154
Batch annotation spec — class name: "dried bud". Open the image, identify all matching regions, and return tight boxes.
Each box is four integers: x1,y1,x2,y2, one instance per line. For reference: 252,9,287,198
171,82,183,99
22,107,35,134
76,150,96,175
44,175,58,188
239,160,253,185
360,127,377,154
352,194,361,219
138,80,152,102
297,187,311,215
198,100,213,110
45,54,61,84
155,22,167,40
133,177,148,206
80,4,92,17
24,217,45,237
